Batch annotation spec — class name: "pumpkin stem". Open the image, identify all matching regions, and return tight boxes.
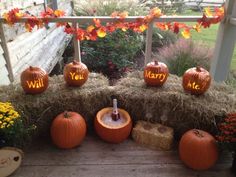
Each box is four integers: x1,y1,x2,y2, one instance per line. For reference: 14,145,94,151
64,111,70,118
29,66,35,71
154,60,159,65
111,99,120,121
196,66,201,72
73,60,79,65
193,129,204,138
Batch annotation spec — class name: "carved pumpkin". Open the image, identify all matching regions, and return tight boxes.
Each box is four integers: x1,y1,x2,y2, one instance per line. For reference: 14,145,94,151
179,129,218,170
182,66,211,95
94,99,132,143
144,60,169,86
21,66,48,94
50,111,87,149
63,60,89,87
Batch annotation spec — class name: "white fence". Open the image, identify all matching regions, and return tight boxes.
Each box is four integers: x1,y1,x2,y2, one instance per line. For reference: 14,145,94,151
0,0,236,83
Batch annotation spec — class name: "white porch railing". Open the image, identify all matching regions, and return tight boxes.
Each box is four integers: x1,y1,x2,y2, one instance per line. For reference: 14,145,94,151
0,0,235,83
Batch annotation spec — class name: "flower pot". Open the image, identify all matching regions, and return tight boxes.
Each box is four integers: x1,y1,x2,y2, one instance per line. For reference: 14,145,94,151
0,147,23,177
94,107,132,143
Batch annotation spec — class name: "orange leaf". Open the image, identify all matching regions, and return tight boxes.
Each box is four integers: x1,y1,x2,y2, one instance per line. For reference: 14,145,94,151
181,29,191,39
97,27,107,38
54,10,65,17
119,11,128,19
193,24,201,32
87,25,95,32
138,24,148,32
156,23,169,31
93,18,101,28
215,7,224,17
204,7,213,17
150,8,162,18
111,11,119,17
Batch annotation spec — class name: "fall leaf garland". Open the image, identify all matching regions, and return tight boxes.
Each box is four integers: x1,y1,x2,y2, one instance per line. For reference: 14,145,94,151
2,6,224,40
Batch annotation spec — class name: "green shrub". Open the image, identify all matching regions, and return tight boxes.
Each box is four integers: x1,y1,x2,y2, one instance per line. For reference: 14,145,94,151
81,29,143,77
151,27,178,50
74,0,149,16
157,38,213,76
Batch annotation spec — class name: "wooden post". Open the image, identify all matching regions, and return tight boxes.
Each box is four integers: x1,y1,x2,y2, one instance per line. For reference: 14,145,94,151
0,23,14,83
72,22,81,62
210,0,236,82
52,0,58,10
145,21,154,65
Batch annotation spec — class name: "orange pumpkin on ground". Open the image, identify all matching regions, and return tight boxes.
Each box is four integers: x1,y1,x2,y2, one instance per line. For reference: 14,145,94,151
63,60,89,87
144,60,169,87
179,129,218,170
21,66,48,94
51,111,87,149
182,66,211,95
94,107,132,144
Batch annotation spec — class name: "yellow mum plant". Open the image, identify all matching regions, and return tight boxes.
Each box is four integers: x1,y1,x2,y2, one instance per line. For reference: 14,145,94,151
0,102,36,148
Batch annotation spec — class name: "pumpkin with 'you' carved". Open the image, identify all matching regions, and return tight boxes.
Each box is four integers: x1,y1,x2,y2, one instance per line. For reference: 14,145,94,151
182,66,211,95
63,60,89,87
144,60,169,87
20,66,48,94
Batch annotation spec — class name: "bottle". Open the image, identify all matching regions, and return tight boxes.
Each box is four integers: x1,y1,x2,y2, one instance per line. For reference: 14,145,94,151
111,99,120,121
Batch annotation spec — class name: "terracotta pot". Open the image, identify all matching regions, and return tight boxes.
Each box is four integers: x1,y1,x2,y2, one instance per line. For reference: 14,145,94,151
94,107,132,144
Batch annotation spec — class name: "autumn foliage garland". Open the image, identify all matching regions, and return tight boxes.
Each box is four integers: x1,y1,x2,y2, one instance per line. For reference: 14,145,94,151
3,6,224,40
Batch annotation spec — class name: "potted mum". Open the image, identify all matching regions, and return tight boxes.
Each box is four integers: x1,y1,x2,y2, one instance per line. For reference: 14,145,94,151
216,113,236,174
0,102,36,177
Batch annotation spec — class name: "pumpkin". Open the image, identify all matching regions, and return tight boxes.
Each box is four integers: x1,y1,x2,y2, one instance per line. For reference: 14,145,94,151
94,99,132,143
63,60,89,87
21,66,48,94
179,129,218,170
144,60,169,87
50,111,87,149
182,66,211,95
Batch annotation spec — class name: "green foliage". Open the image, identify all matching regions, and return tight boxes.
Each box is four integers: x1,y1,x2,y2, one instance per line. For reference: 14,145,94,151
0,102,36,148
81,29,143,76
158,38,213,76
151,27,178,50
74,0,149,16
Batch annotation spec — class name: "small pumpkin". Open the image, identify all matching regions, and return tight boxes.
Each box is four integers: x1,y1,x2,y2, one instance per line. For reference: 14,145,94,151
21,66,48,94
182,66,211,95
179,129,218,170
63,60,89,87
51,111,87,149
144,60,169,86
94,99,132,143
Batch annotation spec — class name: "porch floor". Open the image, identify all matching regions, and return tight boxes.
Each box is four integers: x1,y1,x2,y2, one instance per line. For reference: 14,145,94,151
12,135,234,177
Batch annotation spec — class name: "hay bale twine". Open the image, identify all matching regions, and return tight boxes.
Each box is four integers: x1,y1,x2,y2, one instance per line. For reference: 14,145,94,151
0,73,113,137
113,71,236,138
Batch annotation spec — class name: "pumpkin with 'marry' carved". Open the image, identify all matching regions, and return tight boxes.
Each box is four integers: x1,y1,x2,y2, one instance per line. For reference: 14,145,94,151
144,60,169,87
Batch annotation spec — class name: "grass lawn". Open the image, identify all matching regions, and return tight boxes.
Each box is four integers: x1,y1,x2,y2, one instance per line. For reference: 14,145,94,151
179,10,236,70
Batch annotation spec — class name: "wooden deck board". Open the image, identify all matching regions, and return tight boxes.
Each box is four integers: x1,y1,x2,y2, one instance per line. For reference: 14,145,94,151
11,135,234,177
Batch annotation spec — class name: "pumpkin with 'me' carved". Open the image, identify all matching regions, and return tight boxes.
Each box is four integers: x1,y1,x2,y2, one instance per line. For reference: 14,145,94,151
182,66,211,95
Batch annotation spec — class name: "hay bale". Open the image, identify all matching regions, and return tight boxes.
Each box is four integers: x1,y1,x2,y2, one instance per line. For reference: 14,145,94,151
0,73,113,136
113,71,236,138
132,121,174,150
